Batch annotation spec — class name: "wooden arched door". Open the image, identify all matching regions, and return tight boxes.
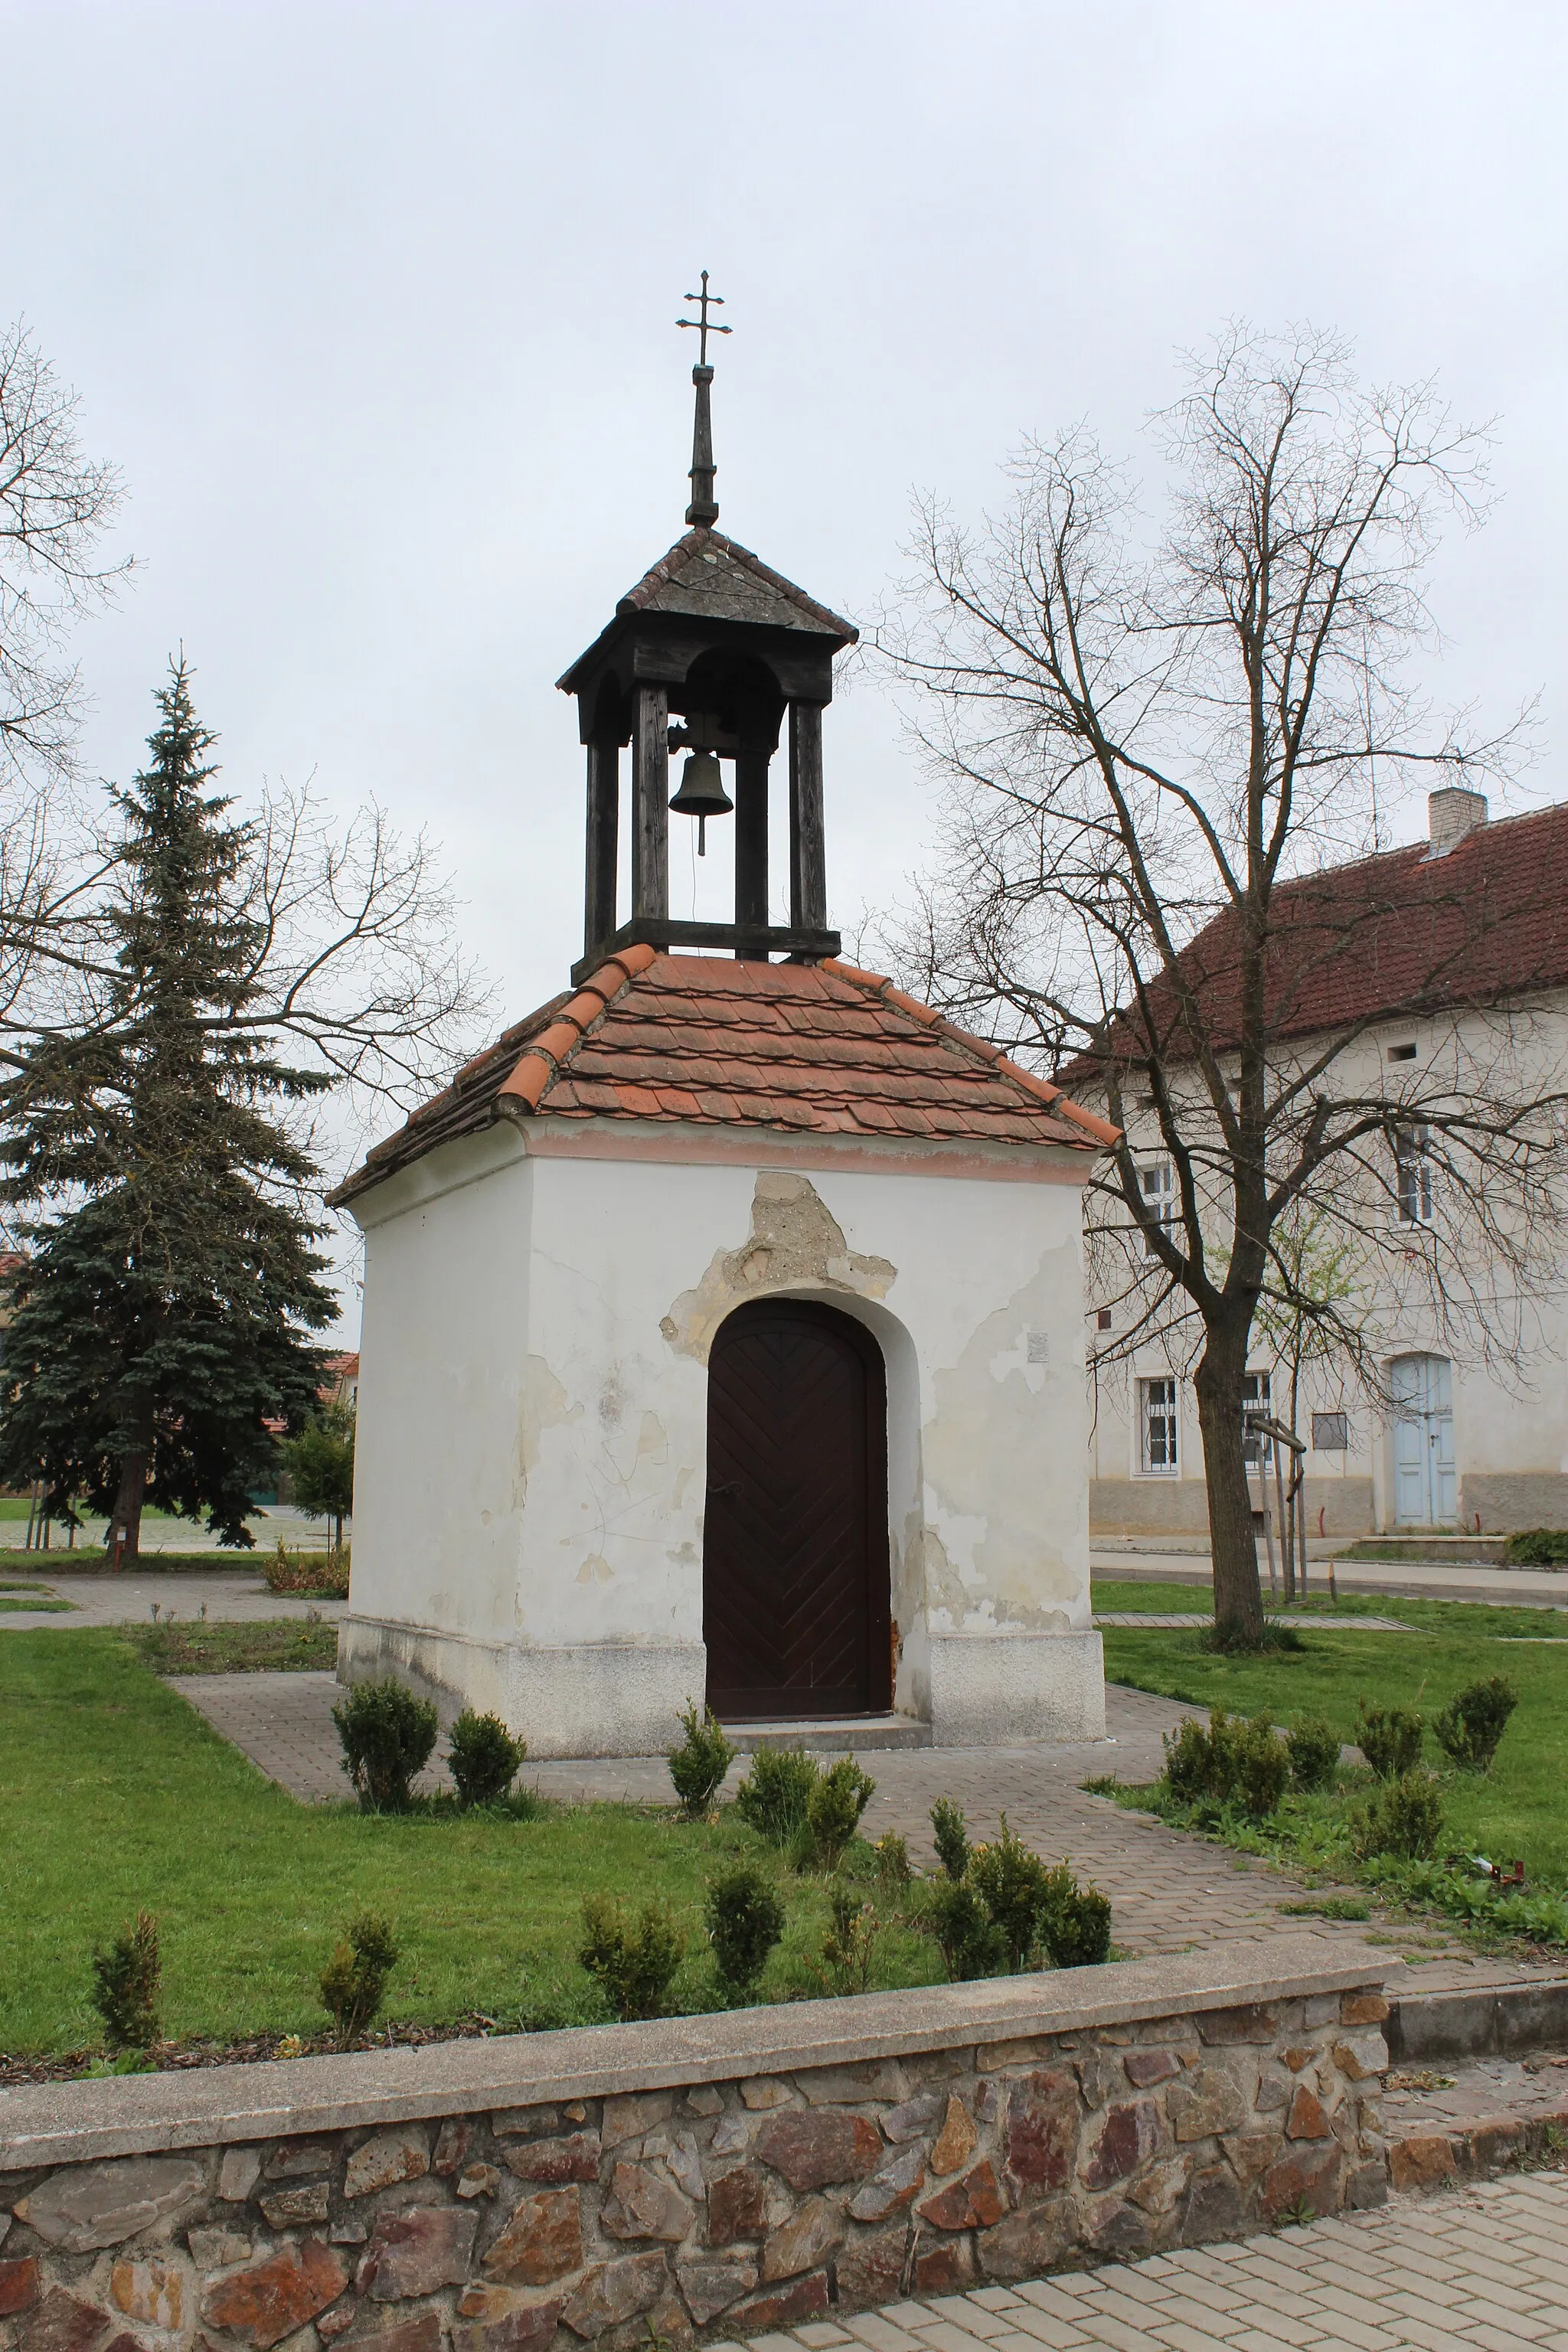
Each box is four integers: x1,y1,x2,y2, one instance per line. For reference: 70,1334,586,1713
704,1298,890,1720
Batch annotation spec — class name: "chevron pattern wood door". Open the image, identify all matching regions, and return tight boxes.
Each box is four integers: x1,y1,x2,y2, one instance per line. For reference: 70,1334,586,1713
704,1299,891,1720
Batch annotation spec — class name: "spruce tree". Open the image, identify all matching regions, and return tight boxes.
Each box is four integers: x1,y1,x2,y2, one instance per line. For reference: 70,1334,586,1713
0,663,337,1559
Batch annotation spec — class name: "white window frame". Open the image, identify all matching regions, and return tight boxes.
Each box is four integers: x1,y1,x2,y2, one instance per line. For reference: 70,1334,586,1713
1240,1370,1272,1464
1138,1375,1179,1475
1139,1158,1177,1256
1395,1124,1434,1226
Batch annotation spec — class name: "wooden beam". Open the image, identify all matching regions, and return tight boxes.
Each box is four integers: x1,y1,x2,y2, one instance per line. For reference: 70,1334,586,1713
789,701,826,929
733,745,769,959
584,736,619,958
570,916,841,985
631,682,669,918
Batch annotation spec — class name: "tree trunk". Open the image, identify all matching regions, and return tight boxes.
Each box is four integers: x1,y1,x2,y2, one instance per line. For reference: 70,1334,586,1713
1195,1326,1264,1638
107,1446,148,1569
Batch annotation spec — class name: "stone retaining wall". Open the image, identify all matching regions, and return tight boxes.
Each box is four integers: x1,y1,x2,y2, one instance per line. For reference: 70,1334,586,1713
0,1941,1389,2352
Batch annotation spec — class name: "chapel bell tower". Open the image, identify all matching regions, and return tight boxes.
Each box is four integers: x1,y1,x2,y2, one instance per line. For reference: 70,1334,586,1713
557,274,858,985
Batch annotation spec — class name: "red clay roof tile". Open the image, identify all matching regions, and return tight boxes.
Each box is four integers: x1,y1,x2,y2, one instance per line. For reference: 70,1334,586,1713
332,951,1113,1204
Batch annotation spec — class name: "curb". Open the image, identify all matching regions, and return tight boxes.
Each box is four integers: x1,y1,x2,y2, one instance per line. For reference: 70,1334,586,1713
1390,1981,1568,2063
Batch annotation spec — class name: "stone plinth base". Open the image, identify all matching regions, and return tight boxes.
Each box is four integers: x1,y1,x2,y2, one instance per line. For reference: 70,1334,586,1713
337,1617,704,1759
926,1629,1106,1746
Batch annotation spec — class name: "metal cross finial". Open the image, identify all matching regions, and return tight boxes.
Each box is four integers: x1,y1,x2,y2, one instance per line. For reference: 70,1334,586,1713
678,271,731,366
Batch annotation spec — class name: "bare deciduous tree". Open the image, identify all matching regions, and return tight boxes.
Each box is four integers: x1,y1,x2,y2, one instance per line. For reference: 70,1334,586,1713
874,325,1565,1640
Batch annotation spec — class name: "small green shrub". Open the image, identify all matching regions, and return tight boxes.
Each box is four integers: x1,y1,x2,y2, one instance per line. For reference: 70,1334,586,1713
668,1702,737,1819
970,1817,1050,1971
1357,1702,1424,1780
1161,1707,1288,1817
822,1884,882,1994
803,1757,876,1869
1503,1527,1568,1566
1037,1863,1114,1968
1351,1769,1444,1861
874,1831,912,1887
447,1709,527,1809
1286,1714,1343,1794
733,1746,818,1845
332,1677,439,1812
704,1864,785,1995
579,1894,685,2021
930,1795,972,1881
1432,1677,1519,1773
90,1910,161,2048
319,1911,399,2048
925,1878,1007,1982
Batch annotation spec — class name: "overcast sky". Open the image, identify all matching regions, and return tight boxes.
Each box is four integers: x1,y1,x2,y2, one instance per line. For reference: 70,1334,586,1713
6,2,1566,1336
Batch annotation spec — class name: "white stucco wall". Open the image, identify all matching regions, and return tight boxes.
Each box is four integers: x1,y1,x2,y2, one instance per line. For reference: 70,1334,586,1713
342,1119,1105,1755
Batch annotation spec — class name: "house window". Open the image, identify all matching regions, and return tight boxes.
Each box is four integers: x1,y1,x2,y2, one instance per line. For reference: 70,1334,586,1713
1387,1043,1417,1063
1312,1411,1349,1451
1396,1125,1434,1224
1140,1159,1176,1256
1140,1377,1179,1473
1096,1306,1113,1331
1241,1370,1272,1463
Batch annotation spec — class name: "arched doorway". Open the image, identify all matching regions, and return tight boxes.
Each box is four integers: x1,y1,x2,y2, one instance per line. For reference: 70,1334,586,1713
704,1298,891,1719
1390,1354,1455,1525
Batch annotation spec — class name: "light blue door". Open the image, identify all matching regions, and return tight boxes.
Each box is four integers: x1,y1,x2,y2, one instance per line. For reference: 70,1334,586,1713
1391,1355,1455,1525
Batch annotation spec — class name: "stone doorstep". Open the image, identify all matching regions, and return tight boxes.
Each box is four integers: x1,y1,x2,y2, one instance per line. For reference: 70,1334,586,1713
0,1936,1379,2171
724,1720,932,1754
1389,1980,1568,2063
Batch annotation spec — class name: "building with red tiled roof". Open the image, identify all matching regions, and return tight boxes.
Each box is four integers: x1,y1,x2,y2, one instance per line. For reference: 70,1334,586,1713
1070,788,1568,1543
334,325,1112,1757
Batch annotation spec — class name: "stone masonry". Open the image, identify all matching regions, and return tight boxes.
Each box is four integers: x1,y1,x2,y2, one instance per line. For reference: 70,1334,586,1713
0,1953,1390,2352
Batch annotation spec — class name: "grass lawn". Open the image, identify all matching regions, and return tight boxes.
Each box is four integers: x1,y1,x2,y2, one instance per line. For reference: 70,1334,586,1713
0,1630,943,2058
1098,1596,1568,1888
0,1596,75,1613
129,1620,340,1674
0,1547,265,1574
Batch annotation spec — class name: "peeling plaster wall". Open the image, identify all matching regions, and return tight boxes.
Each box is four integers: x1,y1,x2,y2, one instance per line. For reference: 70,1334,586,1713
344,1133,1102,1754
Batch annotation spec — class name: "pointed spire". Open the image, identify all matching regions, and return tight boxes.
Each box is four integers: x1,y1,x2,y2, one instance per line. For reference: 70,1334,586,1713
678,271,730,530
686,364,717,528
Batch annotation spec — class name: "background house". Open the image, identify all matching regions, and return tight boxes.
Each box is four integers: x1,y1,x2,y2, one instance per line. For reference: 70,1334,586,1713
1077,789,1568,1537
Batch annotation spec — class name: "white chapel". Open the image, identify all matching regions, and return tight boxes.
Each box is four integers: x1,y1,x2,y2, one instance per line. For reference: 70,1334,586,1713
333,299,1114,1758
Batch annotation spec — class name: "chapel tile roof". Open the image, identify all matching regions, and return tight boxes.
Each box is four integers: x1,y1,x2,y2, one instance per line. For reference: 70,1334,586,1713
333,947,1116,1205
1057,799,1568,1083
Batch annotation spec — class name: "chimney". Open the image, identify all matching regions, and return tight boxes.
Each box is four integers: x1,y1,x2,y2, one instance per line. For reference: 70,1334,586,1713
1426,786,1488,858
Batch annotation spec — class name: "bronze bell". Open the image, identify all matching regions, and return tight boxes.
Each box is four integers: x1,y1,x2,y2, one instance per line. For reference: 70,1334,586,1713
668,750,733,854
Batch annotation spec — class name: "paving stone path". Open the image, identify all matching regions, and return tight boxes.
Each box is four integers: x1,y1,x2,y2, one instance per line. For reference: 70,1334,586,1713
1093,1613,1410,1631
707,2171,1568,2352
0,1570,345,1628
174,1671,1557,1999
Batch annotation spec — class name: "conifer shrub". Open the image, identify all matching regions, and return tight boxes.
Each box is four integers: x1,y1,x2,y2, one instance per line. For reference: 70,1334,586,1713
704,1864,786,1995
448,1709,527,1809
1351,1769,1444,1861
319,1912,399,2048
1037,1863,1113,1968
579,1895,686,2021
926,1879,1008,1981
733,1746,818,1845
822,1884,882,1994
1160,1707,1288,1816
801,1756,876,1870
1432,1677,1519,1773
874,1831,912,1887
332,1677,439,1811
90,1910,161,2048
1286,1714,1343,1793
970,1818,1050,1969
1357,1702,1424,1780
930,1795,972,1881
668,1702,737,1819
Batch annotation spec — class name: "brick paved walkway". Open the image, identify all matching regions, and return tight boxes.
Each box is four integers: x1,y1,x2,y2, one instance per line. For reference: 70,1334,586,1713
173,1672,1557,1999
707,2172,1568,2352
